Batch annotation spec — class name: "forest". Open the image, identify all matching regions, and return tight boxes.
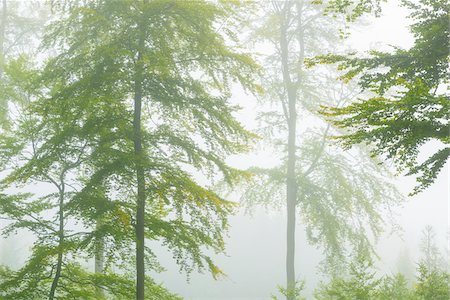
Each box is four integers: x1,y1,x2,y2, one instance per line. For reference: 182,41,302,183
0,0,448,299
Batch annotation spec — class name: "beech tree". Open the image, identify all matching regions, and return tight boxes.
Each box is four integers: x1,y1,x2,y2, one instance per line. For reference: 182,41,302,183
0,55,185,300
0,0,260,299
242,1,401,298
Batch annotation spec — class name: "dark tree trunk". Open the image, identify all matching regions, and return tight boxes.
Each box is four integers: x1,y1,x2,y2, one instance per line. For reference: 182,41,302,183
94,220,105,298
49,184,65,300
134,53,145,300
134,2,147,298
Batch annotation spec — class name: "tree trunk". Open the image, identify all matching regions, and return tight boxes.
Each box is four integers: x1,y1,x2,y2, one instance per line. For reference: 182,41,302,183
134,58,146,300
285,86,297,300
134,2,147,298
279,10,298,300
94,220,105,298
49,184,65,300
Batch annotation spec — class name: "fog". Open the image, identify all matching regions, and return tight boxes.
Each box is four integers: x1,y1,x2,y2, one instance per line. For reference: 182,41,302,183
148,3,449,298
162,1,447,298
0,0,448,299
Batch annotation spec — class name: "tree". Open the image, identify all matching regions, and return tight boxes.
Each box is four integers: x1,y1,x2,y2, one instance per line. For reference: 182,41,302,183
313,0,449,195
414,263,450,300
315,258,414,300
272,281,306,300
377,273,412,300
239,1,401,298
31,0,260,298
315,254,381,300
0,57,184,300
419,225,444,272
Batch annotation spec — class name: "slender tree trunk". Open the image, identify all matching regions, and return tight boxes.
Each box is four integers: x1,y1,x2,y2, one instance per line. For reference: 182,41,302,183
134,56,146,299
279,11,298,300
49,184,65,300
285,85,297,300
94,220,105,298
276,2,306,298
134,2,147,298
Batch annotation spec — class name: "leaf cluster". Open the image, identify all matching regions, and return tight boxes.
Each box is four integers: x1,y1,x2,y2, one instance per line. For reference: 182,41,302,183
312,0,449,194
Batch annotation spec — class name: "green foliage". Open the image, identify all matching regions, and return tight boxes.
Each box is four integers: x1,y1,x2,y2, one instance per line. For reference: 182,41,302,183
414,263,450,300
322,80,449,195
419,225,443,271
377,273,413,300
313,0,449,194
313,0,385,21
0,262,181,300
315,254,381,300
315,254,450,300
243,130,401,273
39,0,260,279
239,0,402,275
0,0,446,298
0,1,47,126
0,0,261,298
296,134,400,272
272,281,306,300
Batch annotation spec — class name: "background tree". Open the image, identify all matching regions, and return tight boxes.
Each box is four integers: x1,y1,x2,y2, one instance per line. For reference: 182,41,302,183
0,0,47,126
414,263,450,300
315,255,415,300
314,0,449,195
395,247,415,284
376,274,412,300
315,254,381,300
239,1,401,298
419,225,446,272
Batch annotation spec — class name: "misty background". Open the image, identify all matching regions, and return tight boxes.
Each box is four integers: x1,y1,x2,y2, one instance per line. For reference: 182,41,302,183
0,0,448,299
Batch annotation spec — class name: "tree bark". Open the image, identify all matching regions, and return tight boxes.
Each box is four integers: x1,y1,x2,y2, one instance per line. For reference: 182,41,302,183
134,54,145,300
49,183,65,300
285,81,297,300
134,2,147,298
94,220,105,298
279,7,298,299
134,58,146,300
276,2,307,297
